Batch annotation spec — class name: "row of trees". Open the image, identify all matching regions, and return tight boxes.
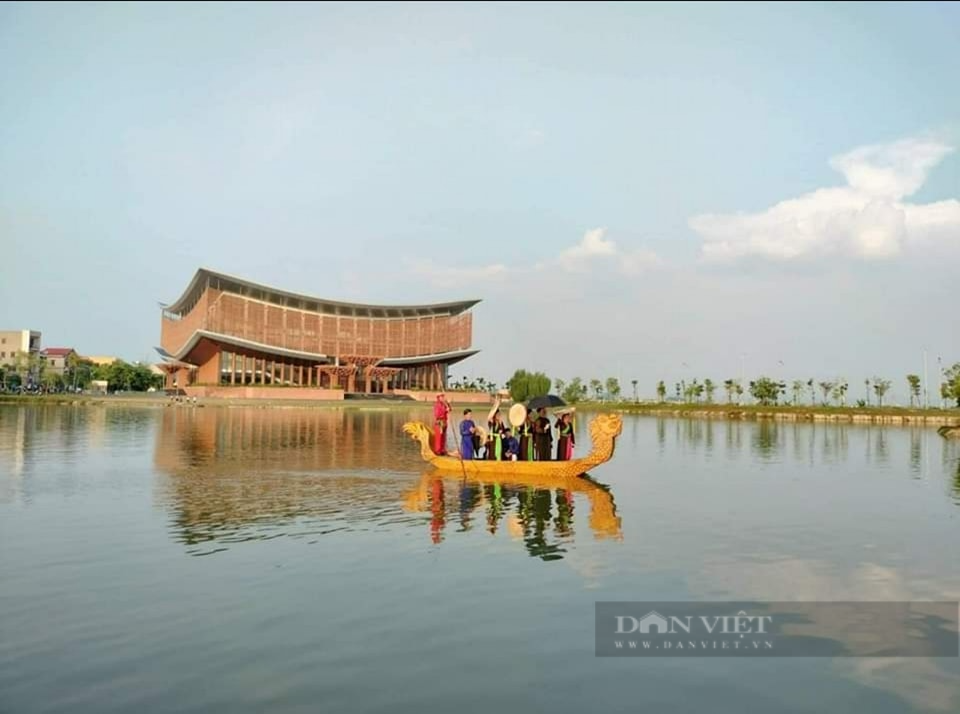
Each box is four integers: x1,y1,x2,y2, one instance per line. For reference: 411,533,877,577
0,351,163,393
467,362,960,409
448,376,500,393
651,369,960,408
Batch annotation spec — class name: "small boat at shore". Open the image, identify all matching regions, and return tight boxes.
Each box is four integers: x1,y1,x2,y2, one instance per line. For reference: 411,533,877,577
402,413,623,478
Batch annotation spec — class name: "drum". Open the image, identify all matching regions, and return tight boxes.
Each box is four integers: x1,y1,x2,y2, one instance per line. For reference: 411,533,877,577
508,403,528,427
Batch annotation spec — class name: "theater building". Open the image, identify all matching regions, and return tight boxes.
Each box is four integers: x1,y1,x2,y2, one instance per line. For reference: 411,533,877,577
157,268,480,399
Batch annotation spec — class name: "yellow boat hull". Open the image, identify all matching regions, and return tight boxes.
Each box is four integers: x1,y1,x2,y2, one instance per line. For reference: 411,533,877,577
424,454,600,478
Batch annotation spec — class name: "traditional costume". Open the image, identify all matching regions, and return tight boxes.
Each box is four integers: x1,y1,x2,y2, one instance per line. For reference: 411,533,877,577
460,414,476,460
534,410,553,461
555,416,575,460
517,416,535,461
486,417,509,460
433,395,451,455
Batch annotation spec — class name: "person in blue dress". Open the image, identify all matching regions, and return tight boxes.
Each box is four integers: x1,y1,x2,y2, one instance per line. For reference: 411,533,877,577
460,409,477,460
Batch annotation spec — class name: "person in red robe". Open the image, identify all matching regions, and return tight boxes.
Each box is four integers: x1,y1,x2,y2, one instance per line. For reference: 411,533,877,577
433,392,452,455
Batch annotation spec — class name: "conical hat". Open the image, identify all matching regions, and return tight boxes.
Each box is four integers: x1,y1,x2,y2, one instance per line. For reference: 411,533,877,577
508,403,527,427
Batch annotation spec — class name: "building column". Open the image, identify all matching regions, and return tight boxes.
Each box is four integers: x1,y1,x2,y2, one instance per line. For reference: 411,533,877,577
230,353,236,385
364,368,372,394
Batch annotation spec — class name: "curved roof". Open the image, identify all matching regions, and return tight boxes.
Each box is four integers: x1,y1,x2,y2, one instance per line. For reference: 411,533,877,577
162,268,481,318
156,330,331,364
156,331,479,367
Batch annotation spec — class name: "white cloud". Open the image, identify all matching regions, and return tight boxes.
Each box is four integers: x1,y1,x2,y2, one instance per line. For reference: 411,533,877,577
406,227,662,287
619,248,663,275
557,227,619,272
690,136,960,263
407,259,510,289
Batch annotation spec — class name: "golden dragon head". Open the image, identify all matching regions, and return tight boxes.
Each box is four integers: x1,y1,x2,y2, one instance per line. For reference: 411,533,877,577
588,413,624,442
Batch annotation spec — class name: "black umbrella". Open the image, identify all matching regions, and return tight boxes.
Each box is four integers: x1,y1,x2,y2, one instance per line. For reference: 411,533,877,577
527,394,567,410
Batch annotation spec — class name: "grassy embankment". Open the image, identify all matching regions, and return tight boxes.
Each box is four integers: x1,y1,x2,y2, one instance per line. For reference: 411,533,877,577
583,400,960,425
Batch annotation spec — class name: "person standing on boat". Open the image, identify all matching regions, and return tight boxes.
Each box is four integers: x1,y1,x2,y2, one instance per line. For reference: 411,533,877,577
460,409,477,460
486,410,509,460
555,411,575,460
517,411,535,461
533,407,553,461
433,393,451,455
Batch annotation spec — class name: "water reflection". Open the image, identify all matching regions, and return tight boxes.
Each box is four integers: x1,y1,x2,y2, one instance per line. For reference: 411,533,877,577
402,471,622,559
153,406,622,558
154,407,428,554
648,416,949,471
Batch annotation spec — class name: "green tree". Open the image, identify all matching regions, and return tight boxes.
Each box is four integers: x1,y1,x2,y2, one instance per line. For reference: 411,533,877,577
704,378,716,404
561,377,586,405
872,377,892,407
605,377,621,401
506,369,551,403
735,382,744,404
832,380,848,407
12,350,44,387
656,380,666,403
684,379,704,403
791,379,805,405
940,363,960,407
723,379,736,404
554,378,566,397
631,379,638,402
906,374,921,407
589,378,603,401
749,376,782,406
807,379,815,405
42,371,63,391
818,381,835,406
864,378,871,407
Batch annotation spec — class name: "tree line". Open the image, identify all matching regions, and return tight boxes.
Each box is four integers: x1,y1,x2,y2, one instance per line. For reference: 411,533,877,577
0,351,163,393
462,363,960,409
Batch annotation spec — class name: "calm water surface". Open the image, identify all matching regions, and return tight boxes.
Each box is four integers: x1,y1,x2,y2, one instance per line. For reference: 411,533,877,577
1,405,959,713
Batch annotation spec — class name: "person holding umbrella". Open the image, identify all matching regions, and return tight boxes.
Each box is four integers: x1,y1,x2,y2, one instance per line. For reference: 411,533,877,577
527,394,566,461
533,407,552,460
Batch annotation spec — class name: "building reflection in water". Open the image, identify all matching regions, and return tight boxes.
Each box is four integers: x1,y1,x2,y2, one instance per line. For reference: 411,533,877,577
153,406,622,559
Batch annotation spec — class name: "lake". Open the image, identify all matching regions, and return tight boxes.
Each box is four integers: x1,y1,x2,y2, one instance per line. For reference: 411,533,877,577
1,405,958,713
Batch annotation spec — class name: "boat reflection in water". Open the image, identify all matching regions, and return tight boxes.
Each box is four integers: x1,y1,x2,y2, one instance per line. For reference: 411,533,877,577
402,471,622,559
153,407,622,559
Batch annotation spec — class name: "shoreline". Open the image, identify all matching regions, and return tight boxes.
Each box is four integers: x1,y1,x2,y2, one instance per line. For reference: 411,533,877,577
2,393,959,426
598,401,960,426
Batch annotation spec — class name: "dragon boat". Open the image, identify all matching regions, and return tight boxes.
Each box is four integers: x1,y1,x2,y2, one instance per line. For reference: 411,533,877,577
402,413,623,478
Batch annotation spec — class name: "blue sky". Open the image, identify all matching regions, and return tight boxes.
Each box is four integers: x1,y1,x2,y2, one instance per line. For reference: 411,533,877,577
1,2,958,401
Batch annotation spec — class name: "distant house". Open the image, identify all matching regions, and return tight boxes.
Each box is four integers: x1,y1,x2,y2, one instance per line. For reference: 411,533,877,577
86,356,119,367
41,347,78,375
90,380,108,395
0,329,41,368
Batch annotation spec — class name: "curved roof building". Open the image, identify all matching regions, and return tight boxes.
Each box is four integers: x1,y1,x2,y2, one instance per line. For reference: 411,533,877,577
157,268,479,394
